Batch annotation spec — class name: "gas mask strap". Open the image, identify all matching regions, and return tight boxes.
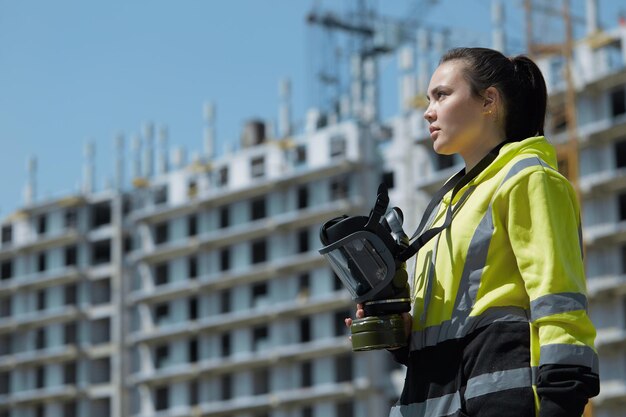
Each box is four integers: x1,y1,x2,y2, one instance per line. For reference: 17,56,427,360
364,183,390,231
409,168,465,241
398,142,506,262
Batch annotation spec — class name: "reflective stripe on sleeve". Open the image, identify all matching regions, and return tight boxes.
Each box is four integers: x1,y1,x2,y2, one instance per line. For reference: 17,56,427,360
389,367,533,416
465,367,533,400
530,292,588,322
539,343,599,374
389,392,461,417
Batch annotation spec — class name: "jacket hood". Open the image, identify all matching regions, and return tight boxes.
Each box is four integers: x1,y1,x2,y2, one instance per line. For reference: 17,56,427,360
472,136,557,185
442,136,557,205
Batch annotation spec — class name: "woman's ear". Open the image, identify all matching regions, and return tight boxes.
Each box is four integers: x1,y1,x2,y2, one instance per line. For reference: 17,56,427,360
483,86,500,111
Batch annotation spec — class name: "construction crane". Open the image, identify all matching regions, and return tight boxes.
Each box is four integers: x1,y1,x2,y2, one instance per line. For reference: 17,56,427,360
305,0,438,124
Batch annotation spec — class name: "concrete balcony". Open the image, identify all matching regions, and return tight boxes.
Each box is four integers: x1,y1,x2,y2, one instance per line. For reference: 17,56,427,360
0,228,80,261
131,378,374,417
83,342,116,359
127,290,350,345
0,384,77,406
129,160,361,225
0,306,80,334
84,383,115,400
578,113,626,149
579,167,626,197
87,223,117,242
0,344,78,370
129,197,362,265
128,336,352,386
595,327,626,350
587,274,626,299
194,378,373,417
584,221,626,247
594,380,626,407
128,250,326,305
0,266,81,295
86,263,114,280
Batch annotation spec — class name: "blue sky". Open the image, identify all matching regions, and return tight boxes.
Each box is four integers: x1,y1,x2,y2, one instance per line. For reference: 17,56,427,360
0,0,623,219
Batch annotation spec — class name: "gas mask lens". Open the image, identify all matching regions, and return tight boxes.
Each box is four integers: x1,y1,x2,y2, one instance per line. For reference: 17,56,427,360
320,231,393,300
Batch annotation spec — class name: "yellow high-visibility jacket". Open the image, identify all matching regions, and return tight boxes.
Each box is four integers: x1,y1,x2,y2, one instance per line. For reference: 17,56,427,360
390,136,599,417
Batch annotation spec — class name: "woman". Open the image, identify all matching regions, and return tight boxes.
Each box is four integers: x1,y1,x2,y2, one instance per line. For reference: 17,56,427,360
346,47,600,416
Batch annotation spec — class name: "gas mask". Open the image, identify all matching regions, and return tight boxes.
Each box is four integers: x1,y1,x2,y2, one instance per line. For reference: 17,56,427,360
319,183,411,351
319,143,507,351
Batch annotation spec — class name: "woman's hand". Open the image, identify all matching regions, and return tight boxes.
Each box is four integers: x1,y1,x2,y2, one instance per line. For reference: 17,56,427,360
345,306,412,339
399,312,413,340
344,304,413,351
344,303,365,329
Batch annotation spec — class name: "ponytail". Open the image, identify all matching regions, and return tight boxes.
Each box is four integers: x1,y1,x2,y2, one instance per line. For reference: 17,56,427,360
507,55,547,141
440,48,548,142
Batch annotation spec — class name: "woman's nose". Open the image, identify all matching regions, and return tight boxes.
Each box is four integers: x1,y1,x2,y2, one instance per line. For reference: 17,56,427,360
424,107,435,122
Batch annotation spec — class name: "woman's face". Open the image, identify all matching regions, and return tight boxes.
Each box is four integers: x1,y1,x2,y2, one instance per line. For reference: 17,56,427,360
424,60,489,161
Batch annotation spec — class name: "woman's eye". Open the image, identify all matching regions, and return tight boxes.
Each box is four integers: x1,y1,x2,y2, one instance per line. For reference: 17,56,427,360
437,91,447,99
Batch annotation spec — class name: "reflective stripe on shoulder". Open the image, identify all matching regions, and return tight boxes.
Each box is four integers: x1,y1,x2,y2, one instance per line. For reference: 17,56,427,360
530,292,588,322
500,156,554,186
539,344,599,374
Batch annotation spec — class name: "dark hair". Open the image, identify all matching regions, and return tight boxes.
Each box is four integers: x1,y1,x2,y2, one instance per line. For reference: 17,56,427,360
440,47,548,142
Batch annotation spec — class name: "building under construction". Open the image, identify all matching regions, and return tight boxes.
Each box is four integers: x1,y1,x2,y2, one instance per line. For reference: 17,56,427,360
0,1,625,417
